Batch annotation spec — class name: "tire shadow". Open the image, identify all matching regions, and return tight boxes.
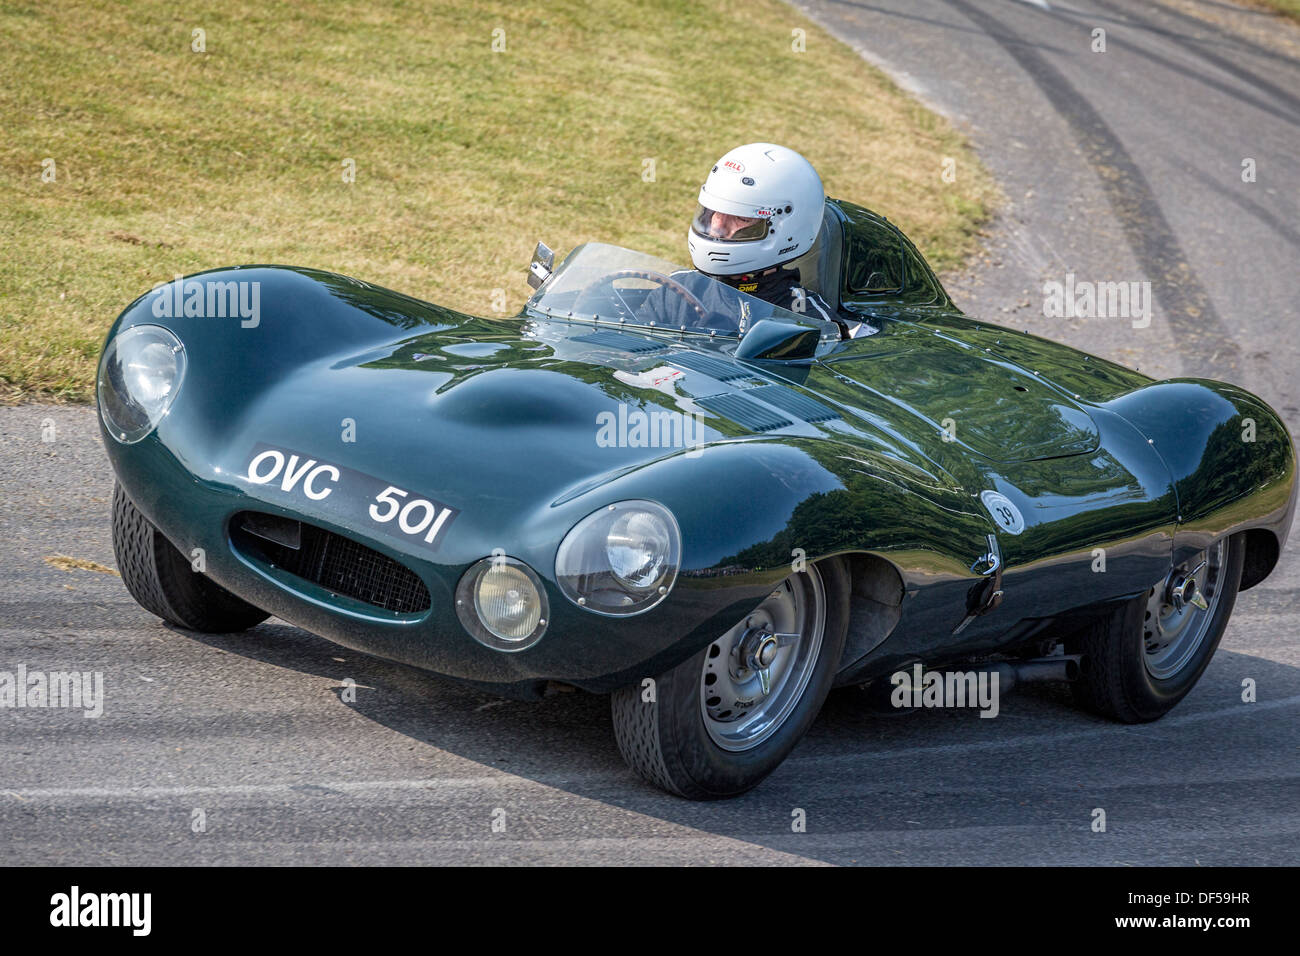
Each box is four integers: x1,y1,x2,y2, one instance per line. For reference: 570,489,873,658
171,615,1299,865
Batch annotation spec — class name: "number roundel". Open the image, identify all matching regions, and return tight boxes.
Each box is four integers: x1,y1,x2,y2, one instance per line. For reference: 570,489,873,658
980,490,1025,535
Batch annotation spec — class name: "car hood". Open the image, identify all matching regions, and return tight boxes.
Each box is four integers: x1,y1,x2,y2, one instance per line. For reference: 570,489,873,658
212,313,816,516
820,323,1102,463
223,309,1100,528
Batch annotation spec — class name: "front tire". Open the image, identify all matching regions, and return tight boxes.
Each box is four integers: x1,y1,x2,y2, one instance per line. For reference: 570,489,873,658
112,483,269,633
1069,534,1244,723
611,558,850,799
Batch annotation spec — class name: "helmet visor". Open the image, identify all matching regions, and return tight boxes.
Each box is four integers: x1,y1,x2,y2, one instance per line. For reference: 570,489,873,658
692,204,770,242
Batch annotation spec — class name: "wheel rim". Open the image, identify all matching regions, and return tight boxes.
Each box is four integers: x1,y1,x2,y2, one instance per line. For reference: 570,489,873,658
1143,539,1228,681
700,566,826,752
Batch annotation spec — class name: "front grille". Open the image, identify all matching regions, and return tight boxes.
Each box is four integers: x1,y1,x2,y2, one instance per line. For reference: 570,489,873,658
233,513,432,614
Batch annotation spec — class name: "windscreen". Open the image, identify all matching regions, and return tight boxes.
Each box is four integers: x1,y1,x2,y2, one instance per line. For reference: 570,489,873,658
526,242,836,339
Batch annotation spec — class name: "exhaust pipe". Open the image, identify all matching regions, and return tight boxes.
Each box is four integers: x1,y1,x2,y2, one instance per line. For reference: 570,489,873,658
975,656,1083,694
997,654,1083,692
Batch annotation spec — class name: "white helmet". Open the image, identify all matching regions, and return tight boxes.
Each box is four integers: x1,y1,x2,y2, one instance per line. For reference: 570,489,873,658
688,143,825,277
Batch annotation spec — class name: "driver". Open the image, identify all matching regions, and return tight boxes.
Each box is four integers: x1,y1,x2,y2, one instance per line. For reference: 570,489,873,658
638,143,869,338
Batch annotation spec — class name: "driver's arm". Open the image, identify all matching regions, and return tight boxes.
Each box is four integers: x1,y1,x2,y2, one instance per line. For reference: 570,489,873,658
634,282,681,326
634,272,718,329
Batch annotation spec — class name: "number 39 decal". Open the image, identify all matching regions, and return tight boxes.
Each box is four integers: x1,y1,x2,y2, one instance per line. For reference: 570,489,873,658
980,490,1025,535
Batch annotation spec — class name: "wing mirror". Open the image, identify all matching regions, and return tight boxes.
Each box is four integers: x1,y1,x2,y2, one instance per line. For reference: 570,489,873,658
734,319,822,362
527,241,555,290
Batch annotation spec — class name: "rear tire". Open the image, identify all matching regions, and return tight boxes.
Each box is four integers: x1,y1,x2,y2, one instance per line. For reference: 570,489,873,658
1069,534,1244,723
611,558,850,799
112,483,269,633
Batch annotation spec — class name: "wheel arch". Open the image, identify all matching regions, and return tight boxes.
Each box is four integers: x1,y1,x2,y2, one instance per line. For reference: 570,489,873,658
835,550,907,674
1240,527,1280,591
1101,379,1296,587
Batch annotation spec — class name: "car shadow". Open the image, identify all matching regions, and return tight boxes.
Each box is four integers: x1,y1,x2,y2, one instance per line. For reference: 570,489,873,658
172,606,1298,865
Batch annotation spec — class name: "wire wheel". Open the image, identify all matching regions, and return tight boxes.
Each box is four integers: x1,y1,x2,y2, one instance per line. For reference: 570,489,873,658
700,566,826,752
1143,538,1229,681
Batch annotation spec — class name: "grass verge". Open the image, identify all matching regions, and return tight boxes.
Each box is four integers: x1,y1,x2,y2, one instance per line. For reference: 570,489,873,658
1246,0,1300,22
1,0,995,401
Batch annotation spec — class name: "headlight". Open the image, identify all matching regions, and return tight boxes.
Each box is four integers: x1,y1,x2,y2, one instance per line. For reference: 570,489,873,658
455,556,549,651
97,325,187,444
556,500,681,615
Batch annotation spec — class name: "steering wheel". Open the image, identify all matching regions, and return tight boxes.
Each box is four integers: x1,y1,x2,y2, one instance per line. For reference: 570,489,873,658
573,269,713,327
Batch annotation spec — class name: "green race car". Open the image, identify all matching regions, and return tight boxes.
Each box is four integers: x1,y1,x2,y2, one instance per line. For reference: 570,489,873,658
98,198,1296,799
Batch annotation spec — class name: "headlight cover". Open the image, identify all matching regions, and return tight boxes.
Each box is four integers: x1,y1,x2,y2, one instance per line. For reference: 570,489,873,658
456,556,549,651
556,500,681,616
98,325,187,444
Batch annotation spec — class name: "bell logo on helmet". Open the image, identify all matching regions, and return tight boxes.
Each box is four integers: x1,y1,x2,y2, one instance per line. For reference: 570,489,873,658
723,160,745,172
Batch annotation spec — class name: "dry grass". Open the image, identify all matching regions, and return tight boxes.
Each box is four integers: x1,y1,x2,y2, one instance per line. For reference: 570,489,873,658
0,0,995,401
44,555,120,575
1240,0,1300,21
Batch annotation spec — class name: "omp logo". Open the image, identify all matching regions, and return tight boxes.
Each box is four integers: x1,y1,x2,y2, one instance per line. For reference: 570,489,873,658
0,666,103,718
890,663,1000,718
1042,272,1151,329
151,275,261,328
50,887,151,936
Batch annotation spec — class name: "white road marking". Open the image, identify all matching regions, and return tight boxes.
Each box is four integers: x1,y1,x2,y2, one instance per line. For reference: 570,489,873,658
5,695,1296,804
0,771,628,802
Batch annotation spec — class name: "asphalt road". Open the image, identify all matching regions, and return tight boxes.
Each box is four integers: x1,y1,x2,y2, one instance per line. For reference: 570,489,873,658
3,0,1298,865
